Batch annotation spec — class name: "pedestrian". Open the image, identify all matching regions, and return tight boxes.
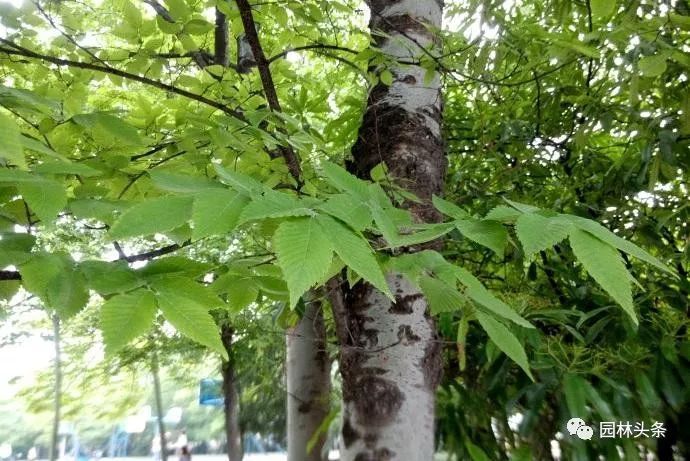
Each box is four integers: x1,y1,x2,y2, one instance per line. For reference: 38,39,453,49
179,446,191,461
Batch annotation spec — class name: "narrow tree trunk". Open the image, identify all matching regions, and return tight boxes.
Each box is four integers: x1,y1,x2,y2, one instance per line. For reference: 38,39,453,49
335,0,446,459
221,324,243,461
287,301,331,461
151,350,168,461
49,314,61,461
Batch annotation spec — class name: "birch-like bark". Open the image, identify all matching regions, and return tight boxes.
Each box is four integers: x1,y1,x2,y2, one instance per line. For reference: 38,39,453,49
287,301,331,461
151,349,168,461
336,0,446,459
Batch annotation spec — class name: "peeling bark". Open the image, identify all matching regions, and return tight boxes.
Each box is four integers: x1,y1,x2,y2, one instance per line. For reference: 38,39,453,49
336,0,446,459
287,301,331,461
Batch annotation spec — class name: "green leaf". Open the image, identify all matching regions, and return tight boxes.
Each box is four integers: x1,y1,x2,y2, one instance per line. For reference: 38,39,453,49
393,222,456,247
150,170,223,193
150,276,222,311
18,179,67,223
419,275,465,314
318,194,373,231
569,228,637,325
0,112,25,168
485,205,521,222
320,161,370,199
273,217,333,308
317,215,391,298
100,290,157,354
515,213,572,261
33,160,101,177
639,55,667,77
590,0,616,19
109,195,193,239
466,441,491,461
239,189,314,223
79,260,143,295
563,374,588,417
45,270,89,318
212,273,259,311
139,256,211,278
476,311,534,380
432,195,469,219
455,219,507,254
155,282,227,358
192,189,248,240
213,164,265,195
455,267,533,328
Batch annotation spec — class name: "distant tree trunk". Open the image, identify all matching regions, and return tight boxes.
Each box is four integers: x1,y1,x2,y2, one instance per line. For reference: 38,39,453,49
221,324,243,461
49,314,61,461
333,0,446,459
151,349,168,461
286,300,331,461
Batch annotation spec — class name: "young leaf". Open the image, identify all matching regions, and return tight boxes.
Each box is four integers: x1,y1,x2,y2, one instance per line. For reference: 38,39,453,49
475,311,534,381
109,195,193,239
192,189,248,240
101,290,157,354
569,228,637,325
317,215,391,298
515,213,572,261
273,217,334,308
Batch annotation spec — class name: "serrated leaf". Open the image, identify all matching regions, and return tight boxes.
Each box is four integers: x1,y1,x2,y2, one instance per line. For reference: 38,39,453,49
317,194,373,231
476,311,534,380
419,275,465,314
503,198,540,213
321,161,370,199
455,219,507,254
155,282,226,358
274,217,333,308
79,260,143,295
192,189,248,240
0,112,25,168
213,164,264,195
569,228,637,325
484,205,521,222
239,189,314,223
455,267,533,328
566,215,674,276
212,274,259,311
109,195,193,239
516,213,572,261
317,215,391,298
139,256,211,278
432,195,469,219
46,270,89,318
18,179,67,223
150,170,223,193
33,160,101,177
101,290,157,354
151,276,222,311
393,222,455,247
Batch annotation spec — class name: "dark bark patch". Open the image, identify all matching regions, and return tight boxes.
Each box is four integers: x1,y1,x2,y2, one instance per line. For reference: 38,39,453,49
401,74,417,84
397,324,421,343
297,400,312,414
353,376,404,426
354,447,396,461
421,314,442,390
389,293,423,314
342,417,361,448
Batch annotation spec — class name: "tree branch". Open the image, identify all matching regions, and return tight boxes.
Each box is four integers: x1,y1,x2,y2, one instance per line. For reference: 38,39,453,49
234,0,303,186
267,44,359,64
0,39,247,122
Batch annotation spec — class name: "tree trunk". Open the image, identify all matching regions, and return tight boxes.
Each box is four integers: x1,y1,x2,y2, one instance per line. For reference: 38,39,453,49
287,300,331,461
151,349,168,461
221,324,243,461
49,314,61,461
335,0,446,459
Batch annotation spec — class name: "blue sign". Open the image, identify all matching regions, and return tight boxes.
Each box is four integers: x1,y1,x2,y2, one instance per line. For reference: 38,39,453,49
199,379,224,406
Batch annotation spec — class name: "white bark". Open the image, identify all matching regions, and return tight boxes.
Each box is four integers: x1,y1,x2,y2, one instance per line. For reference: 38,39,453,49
339,274,439,461
287,302,331,461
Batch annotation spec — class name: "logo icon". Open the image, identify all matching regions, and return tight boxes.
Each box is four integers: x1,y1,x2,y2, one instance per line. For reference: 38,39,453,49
567,417,594,440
